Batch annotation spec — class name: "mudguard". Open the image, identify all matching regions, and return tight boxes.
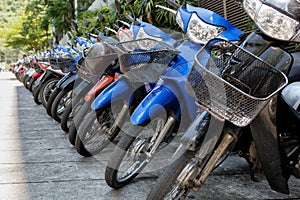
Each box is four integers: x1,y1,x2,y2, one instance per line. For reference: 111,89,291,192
32,72,42,79
55,72,74,89
91,77,132,110
60,74,80,90
250,95,289,194
130,85,180,125
40,70,60,83
71,80,93,104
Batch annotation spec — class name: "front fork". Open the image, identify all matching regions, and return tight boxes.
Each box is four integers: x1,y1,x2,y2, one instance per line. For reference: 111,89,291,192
145,115,176,161
179,126,239,192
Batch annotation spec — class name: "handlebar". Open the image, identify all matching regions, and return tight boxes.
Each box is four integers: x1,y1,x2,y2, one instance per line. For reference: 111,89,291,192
166,0,179,9
112,24,120,31
105,27,117,34
125,14,140,25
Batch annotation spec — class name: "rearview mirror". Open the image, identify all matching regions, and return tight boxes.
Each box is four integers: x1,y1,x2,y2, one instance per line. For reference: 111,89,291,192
97,12,104,22
84,18,89,28
67,31,73,40
115,0,122,14
71,19,78,31
126,0,135,5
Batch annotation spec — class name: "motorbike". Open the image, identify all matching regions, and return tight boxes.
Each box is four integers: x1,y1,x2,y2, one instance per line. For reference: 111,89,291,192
45,32,92,123
32,45,69,107
26,56,44,92
72,0,191,157
65,14,124,139
104,0,244,189
146,0,300,199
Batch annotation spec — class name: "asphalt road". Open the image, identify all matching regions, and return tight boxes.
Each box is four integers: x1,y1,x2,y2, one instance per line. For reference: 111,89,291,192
0,71,299,200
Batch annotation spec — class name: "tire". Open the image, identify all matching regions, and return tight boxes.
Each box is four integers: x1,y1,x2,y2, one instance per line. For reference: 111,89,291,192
46,87,61,117
68,123,77,146
51,87,73,122
105,116,174,188
61,97,85,133
60,102,73,132
68,101,92,146
40,77,60,108
146,150,195,200
23,74,29,89
22,74,29,87
33,82,42,105
75,105,120,157
28,77,36,92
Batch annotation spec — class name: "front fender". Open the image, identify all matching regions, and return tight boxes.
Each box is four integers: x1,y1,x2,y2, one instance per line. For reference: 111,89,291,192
60,74,79,89
91,77,132,110
130,85,180,125
250,95,289,194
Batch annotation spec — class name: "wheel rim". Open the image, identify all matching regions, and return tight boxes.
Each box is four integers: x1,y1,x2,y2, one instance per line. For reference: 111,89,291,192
163,159,197,200
42,80,57,104
164,185,189,200
56,91,72,115
116,118,165,182
66,110,74,128
81,107,119,154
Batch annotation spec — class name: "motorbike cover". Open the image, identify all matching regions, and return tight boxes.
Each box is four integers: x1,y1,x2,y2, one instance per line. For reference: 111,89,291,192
250,95,289,194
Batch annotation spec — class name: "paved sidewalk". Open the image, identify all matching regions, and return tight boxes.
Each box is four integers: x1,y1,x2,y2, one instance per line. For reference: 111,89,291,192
0,71,299,200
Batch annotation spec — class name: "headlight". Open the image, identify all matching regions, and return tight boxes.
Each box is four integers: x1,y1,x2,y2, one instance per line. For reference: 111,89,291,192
243,0,300,42
176,12,184,30
119,31,131,43
136,27,163,50
119,30,134,51
186,13,225,44
243,0,262,19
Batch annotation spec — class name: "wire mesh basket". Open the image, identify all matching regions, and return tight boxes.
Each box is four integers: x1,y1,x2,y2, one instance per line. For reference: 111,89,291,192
112,38,180,83
186,38,288,127
49,57,75,73
76,42,118,84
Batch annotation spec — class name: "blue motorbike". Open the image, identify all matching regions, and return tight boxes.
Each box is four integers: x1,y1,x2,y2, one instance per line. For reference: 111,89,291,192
104,0,243,189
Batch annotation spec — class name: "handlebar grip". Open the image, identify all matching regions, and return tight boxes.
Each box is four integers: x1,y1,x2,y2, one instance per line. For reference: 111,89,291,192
166,0,179,9
94,28,101,35
112,24,119,31
125,14,135,23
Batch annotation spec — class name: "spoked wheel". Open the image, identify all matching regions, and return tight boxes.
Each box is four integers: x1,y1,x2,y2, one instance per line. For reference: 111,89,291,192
147,132,236,200
105,116,175,188
60,103,73,132
40,77,60,108
28,78,36,92
33,82,42,105
75,105,122,157
61,98,85,133
68,101,92,146
46,88,60,116
146,149,196,200
51,88,72,122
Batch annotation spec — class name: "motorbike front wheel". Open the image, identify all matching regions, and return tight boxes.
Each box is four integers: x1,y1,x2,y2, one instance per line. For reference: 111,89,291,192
75,105,121,157
40,77,60,108
146,149,195,200
147,131,236,200
68,100,92,146
105,116,174,188
28,77,36,92
60,102,73,132
46,87,61,117
33,82,42,105
51,88,73,122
